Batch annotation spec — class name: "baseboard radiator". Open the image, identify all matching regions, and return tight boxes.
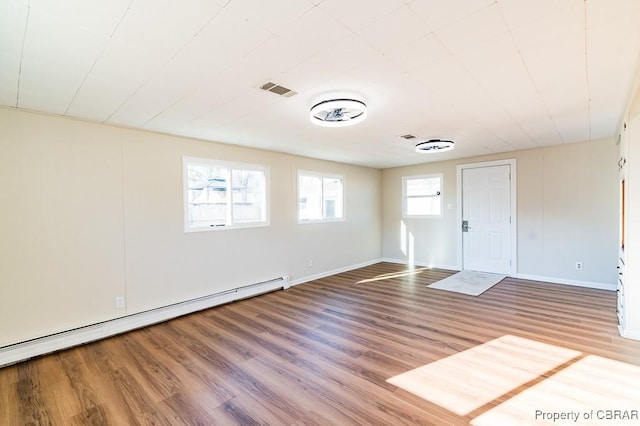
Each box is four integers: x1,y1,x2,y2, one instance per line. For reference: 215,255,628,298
0,275,290,367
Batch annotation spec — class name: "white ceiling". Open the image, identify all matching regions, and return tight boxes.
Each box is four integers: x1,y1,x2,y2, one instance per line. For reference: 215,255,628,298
2,0,639,168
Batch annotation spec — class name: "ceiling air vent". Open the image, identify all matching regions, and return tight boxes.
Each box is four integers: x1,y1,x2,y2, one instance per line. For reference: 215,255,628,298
259,82,297,97
400,134,417,140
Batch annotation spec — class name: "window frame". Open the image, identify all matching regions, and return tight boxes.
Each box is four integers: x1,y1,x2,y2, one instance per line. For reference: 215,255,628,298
402,173,444,218
297,170,345,224
183,156,270,232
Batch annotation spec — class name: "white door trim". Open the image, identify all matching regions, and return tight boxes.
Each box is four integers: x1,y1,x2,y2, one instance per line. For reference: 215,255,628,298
456,159,517,276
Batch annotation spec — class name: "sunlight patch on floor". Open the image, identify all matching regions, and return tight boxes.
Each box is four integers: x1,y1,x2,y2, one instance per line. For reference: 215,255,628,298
387,335,581,416
472,355,640,425
356,268,429,284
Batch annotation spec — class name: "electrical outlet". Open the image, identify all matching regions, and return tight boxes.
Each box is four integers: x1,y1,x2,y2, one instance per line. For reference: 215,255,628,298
575,262,583,271
308,259,313,267
115,296,125,308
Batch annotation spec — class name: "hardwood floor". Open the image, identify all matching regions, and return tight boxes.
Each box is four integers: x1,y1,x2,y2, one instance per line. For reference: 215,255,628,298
2,262,639,425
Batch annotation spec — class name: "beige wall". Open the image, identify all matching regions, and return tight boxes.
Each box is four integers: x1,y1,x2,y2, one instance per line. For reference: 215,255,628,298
382,139,619,287
0,105,621,348
0,110,126,347
0,108,382,347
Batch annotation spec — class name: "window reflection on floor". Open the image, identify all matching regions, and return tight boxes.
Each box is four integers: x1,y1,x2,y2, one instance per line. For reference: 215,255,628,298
356,267,429,284
472,355,640,425
387,335,640,424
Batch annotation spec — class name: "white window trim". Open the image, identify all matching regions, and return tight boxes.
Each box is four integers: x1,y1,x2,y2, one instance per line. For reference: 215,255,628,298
297,170,345,224
183,156,270,232
402,173,443,218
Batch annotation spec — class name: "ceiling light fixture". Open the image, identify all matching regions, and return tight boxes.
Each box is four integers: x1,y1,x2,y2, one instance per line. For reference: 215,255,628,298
415,139,455,153
309,98,367,127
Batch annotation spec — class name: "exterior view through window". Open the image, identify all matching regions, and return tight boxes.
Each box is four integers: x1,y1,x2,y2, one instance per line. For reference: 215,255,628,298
298,171,344,222
403,174,443,217
184,157,268,231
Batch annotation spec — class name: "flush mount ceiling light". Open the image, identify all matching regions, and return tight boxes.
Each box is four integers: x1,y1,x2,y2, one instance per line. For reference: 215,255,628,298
415,139,455,153
309,98,367,127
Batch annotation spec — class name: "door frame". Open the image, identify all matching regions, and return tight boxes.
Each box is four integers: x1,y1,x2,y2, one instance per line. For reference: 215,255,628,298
456,159,517,276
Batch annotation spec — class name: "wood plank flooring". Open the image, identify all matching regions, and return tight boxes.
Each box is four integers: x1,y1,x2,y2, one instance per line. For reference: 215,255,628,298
1,262,639,425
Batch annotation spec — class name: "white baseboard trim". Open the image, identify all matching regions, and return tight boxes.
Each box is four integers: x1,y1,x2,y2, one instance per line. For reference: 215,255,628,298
618,325,640,341
5,260,615,367
514,273,616,291
382,259,616,291
0,276,289,368
1,258,386,367
290,258,383,286
381,258,459,272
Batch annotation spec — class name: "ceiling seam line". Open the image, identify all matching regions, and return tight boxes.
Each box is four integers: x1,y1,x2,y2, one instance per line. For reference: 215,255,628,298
143,0,348,129
16,1,31,108
105,2,231,124
405,1,517,149
180,2,228,51
63,0,135,117
495,0,564,144
428,5,535,147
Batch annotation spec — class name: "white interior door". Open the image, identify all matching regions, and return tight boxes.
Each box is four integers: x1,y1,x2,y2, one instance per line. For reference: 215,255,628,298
462,164,512,274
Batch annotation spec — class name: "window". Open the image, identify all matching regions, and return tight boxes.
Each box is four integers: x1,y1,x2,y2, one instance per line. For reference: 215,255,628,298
403,174,443,218
298,171,344,222
184,157,268,231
